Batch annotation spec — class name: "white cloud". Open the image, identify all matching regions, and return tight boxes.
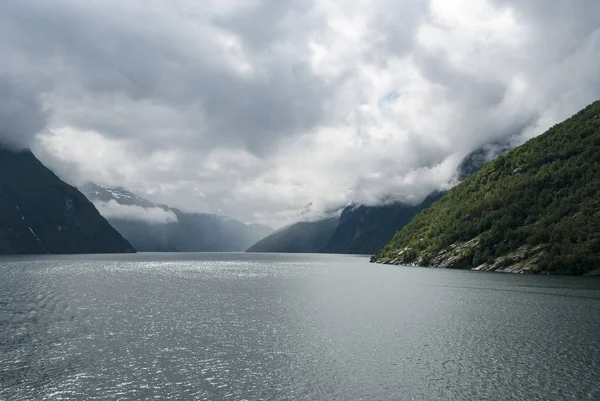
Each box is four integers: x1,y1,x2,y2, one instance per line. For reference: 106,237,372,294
93,200,178,224
1,0,598,228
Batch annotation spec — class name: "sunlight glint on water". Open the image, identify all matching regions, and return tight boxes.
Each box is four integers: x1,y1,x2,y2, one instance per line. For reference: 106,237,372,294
1,253,599,400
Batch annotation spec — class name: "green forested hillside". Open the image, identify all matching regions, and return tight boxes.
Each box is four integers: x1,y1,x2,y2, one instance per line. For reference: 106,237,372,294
373,100,600,275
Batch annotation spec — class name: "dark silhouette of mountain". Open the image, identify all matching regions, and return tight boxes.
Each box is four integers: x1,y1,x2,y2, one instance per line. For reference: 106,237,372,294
323,192,445,254
244,197,446,255
246,217,339,253
244,141,502,255
82,183,273,252
0,149,134,254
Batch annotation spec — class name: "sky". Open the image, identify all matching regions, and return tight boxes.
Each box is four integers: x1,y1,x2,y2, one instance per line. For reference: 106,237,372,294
1,0,599,228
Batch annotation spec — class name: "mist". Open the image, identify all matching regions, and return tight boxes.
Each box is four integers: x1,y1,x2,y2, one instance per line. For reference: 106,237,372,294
93,200,179,225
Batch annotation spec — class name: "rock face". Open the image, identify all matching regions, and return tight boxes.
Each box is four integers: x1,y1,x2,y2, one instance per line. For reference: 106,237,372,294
0,149,134,254
374,236,546,274
82,183,273,252
373,100,600,275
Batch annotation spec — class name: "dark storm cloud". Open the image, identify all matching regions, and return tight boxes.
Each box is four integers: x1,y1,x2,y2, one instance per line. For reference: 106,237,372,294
0,0,329,155
0,77,48,150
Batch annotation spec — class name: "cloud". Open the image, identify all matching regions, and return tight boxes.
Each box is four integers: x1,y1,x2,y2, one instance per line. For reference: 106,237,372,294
1,0,599,227
93,200,178,224
0,76,48,150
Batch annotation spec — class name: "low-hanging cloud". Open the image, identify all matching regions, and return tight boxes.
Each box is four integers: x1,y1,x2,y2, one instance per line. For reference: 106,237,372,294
94,200,178,224
1,0,599,228
0,76,48,150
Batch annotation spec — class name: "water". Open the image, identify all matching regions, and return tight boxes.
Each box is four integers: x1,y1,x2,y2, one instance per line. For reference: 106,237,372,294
1,253,599,401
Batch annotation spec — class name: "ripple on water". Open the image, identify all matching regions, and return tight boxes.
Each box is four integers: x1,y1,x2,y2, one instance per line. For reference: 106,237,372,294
0,254,599,400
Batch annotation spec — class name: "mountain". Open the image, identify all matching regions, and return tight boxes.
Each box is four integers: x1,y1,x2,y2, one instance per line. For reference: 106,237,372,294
456,142,511,181
81,184,160,208
82,184,273,252
244,145,495,255
246,217,339,253
0,149,134,254
323,192,445,254
373,100,600,275
244,193,443,255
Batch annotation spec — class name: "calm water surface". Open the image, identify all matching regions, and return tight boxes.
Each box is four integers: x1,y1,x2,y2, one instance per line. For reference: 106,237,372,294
1,253,599,400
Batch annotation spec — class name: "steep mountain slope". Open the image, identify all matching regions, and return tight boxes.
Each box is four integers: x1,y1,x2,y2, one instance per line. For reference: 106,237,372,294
82,184,273,252
374,100,600,275
246,218,339,253
0,149,134,254
324,192,444,254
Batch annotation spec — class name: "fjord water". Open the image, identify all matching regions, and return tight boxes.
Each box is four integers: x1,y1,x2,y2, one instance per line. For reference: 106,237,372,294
1,254,599,401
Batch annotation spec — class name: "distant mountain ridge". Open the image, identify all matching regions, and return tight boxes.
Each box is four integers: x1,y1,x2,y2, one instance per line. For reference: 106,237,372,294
245,195,444,255
245,145,497,255
322,192,445,254
0,149,134,254
82,183,273,252
246,217,339,253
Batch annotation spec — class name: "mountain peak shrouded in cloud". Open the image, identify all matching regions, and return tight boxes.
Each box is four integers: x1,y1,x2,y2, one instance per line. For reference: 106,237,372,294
80,183,178,224
1,0,599,227
82,183,273,252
